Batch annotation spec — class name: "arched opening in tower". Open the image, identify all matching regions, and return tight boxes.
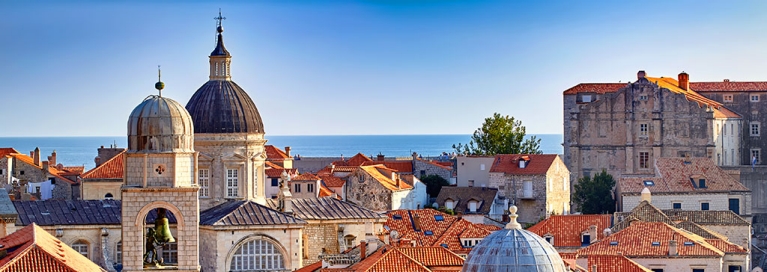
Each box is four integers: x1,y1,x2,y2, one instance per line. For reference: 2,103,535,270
142,208,179,268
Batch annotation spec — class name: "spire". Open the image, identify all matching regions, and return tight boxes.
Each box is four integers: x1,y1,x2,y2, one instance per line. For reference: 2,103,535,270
211,9,230,57
155,65,165,97
209,9,232,81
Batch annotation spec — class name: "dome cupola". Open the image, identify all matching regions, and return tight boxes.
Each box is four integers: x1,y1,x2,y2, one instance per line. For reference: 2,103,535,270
127,72,195,153
185,10,265,134
462,206,568,272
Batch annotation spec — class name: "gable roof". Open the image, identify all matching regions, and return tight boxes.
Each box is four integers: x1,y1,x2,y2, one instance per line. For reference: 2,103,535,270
265,145,290,160
81,151,125,179
585,255,652,272
266,197,384,221
690,81,767,92
435,187,498,215
323,246,464,272
0,147,20,158
528,214,613,248
358,165,413,191
576,222,724,258
0,223,107,272
199,200,305,226
319,175,346,188
489,154,559,175
384,209,493,254
292,173,321,181
661,209,750,226
563,83,628,95
361,161,414,173
620,157,750,194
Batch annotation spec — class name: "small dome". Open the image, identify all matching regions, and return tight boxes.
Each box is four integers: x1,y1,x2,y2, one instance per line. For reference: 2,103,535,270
127,95,194,153
462,206,567,272
186,80,264,134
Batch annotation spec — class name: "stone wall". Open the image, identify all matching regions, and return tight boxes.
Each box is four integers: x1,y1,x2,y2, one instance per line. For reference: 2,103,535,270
304,223,338,264
488,157,569,223
724,165,767,214
82,180,122,200
622,192,746,215
413,160,451,182
40,225,122,270
199,226,303,272
699,91,767,166
346,171,393,212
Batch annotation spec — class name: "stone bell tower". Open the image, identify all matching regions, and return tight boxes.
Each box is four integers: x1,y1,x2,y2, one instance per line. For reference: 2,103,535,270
121,73,200,272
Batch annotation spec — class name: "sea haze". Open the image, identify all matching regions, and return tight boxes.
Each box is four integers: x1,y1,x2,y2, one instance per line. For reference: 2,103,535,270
0,134,563,170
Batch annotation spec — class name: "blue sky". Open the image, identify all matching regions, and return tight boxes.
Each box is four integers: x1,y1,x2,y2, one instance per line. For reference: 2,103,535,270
2,1,766,136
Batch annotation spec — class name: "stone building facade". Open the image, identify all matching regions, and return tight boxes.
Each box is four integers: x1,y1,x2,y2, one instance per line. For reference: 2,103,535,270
81,150,125,200
412,156,453,182
456,156,495,188
488,154,570,224
346,165,416,212
0,148,81,200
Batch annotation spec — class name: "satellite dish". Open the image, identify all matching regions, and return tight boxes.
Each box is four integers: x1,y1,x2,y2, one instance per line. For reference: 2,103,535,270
390,230,399,242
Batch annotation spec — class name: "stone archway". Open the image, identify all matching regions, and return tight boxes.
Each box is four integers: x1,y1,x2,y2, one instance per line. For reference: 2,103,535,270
225,234,289,271
134,201,185,229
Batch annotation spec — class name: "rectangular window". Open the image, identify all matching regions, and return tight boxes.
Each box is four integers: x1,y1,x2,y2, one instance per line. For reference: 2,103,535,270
752,149,761,165
307,183,314,193
0,169,3,175
751,123,760,136
640,123,649,136
162,242,178,264
729,265,742,272
729,198,740,215
701,202,710,211
651,269,664,272
752,94,760,102
693,269,704,272
226,168,239,197
468,180,474,187
294,183,301,193
480,164,485,171
724,94,733,102
639,152,650,169
639,95,648,101
673,203,681,209
582,95,592,103
198,169,209,197
732,149,735,165
523,181,533,198
115,242,122,264
271,178,279,187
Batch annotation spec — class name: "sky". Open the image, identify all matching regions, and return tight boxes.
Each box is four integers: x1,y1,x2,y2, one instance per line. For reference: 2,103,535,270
2,1,767,137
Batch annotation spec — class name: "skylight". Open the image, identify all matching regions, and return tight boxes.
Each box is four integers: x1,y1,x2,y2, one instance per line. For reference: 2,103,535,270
424,230,434,236
684,241,694,246
651,241,660,246
393,214,402,220
440,243,448,248
643,180,655,186
434,215,444,221
609,241,618,246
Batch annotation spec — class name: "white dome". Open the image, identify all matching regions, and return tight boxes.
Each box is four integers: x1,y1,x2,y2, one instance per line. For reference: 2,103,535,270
127,95,194,153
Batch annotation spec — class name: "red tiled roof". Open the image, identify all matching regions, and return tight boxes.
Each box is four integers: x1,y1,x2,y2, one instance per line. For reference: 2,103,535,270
691,81,767,92
585,255,652,272
620,157,750,194
384,209,493,254
359,165,413,191
266,168,298,178
320,175,346,188
318,184,335,198
265,145,290,160
324,246,463,272
292,173,321,181
60,166,85,174
0,223,107,272
296,261,322,272
0,148,20,157
265,161,284,169
489,154,558,175
81,151,125,179
347,153,373,166
563,83,627,95
528,214,613,248
7,153,77,184
362,161,414,173
704,239,748,254
576,222,724,257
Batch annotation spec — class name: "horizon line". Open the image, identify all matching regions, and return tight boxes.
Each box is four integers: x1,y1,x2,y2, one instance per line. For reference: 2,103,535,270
0,133,564,138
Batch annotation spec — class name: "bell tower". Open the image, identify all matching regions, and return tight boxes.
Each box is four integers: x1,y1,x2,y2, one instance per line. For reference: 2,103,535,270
122,75,200,272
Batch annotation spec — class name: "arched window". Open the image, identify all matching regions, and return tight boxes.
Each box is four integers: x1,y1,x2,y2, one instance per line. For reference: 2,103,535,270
230,238,285,271
72,240,89,258
115,241,122,264
105,193,114,199
344,235,356,248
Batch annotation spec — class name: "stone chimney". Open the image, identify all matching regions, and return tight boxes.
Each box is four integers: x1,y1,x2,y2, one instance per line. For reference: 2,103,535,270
678,72,689,90
412,152,418,160
637,70,646,80
47,151,56,167
377,153,385,161
42,161,49,172
96,145,126,167
588,225,598,244
668,240,678,256
285,146,291,157
359,240,367,261
33,148,41,167
413,215,421,231
640,187,652,204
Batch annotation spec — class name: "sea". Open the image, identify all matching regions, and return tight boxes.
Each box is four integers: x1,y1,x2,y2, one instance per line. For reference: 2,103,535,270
0,134,563,171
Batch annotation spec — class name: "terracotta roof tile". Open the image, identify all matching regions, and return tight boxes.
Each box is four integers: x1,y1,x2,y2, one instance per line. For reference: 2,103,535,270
0,223,107,272
563,83,627,95
81,151,125,179
435,187,498,215
347,153,373,166
266,168,297,178
292,173,321,181
384,210,493,254
319,175,346,188
295,261,322,272
691,81,767,92
576,222,724,257
265,145,290,160
704,239,748,253
489,154,558,175
359,165,413,191
528,214,613,248
323,246,464,272
361,161,414,173
585,255,652,272
620,157,750,194
0,147,20,158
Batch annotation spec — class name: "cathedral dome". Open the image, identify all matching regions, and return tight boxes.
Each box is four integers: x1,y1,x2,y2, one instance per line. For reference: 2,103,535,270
127,93,195,153
462,206,567,272
185,15,264,134
186,80,264,134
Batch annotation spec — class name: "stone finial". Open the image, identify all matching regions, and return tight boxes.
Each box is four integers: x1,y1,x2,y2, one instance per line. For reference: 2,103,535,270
505,205,521,230
640,187,651,204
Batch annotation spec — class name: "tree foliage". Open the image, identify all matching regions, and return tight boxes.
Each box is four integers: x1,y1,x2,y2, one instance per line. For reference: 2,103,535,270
573,170,616,214
421,174,450,198
453,113,542,155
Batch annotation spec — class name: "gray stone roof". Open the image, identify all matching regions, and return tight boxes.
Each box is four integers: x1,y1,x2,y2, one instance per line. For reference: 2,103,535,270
13,200,177,226
0,189,18,218
186,80,264,134
662,209,750,225
200,200,305,226
266,197,384,221
435,186,498,214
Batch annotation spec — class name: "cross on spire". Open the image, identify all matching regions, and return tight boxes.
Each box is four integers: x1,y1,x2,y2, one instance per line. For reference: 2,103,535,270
215,9,226,29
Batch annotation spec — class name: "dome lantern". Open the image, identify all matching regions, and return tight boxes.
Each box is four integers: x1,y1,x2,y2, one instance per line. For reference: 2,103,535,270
127,78,195,153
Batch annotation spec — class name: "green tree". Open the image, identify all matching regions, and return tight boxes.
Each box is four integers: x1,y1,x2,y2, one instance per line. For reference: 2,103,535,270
573,170,616,214
452,113,542,155
421,174,450,198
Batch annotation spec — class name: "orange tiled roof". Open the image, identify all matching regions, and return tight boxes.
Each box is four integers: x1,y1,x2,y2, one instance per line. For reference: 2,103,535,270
324,246,463,272
576,222,724,257
704,239,748,254
318,184,335,198
563,83,627,95
362,161,414,173
60,166,85,174
0,147,20,157
489,154,558,175
265,145,290,160
0,223,107,272
359,165,413,191
296,261,322,272
265,161,284,169
292,173,321,181
528,214,612,248
585,255,652,272
8,153,77,184
81,150,125,179
691,81,767,92
619,157,750,194
266,168,298,178
347,153,373,166
320,175,346,188
384,209,494,254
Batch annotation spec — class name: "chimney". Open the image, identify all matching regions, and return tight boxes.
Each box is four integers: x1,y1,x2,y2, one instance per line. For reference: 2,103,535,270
640,187,652,204
94,157,101,167
47,151,56,166
42,161,49,172
285,146,291,157
591,265,597,272
413,215,421,231
637,70,646,80
33,148,41,166
603,228,612,237
678,71,689,90
377,153,385,161
412,152,418,160
359,240,367,261
588,225,598,244
668,240,678,256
